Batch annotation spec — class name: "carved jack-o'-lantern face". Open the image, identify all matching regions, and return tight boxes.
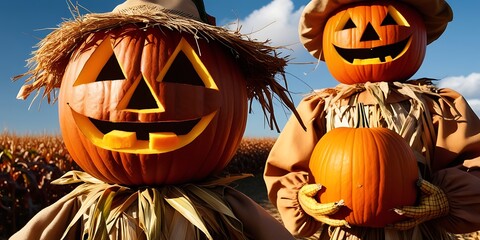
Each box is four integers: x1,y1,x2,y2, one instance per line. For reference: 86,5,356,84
59,25,248,185
323,1,427,84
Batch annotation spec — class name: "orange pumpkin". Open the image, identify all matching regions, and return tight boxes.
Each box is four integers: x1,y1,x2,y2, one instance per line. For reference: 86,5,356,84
58,25,248,185
322,0,427,84
309,127,419,227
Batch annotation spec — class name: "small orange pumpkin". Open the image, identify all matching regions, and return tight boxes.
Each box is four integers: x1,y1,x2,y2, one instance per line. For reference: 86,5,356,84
58,25,248,185
322,0,427,84
309,127,419,227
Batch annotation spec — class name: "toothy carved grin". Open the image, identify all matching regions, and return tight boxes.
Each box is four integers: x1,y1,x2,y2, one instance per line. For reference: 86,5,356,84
89,117,200,140
69,107,216,154
334,36,411,64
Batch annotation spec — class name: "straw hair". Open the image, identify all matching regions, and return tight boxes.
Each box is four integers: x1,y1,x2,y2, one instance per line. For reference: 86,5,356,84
15,6,303,131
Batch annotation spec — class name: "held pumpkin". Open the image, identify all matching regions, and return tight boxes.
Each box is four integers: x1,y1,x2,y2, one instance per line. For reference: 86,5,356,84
58,25,248,185
322,0,427,84
309,127,419,227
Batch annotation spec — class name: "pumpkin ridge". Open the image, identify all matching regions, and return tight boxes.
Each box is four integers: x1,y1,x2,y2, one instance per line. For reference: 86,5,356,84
92,142,127,184
342,128,355,219
372,128,389,221
363,128,375,224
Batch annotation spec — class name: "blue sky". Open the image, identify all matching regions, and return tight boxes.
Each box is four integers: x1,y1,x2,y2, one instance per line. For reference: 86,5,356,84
1,0,479,137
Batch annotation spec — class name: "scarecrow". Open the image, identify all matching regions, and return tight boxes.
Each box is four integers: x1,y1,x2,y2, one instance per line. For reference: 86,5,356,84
11,0,298,239
264,0,480,239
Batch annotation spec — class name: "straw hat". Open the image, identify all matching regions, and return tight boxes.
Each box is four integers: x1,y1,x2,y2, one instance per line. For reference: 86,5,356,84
113,0,201,22
300,0,453,59
112,0,218,24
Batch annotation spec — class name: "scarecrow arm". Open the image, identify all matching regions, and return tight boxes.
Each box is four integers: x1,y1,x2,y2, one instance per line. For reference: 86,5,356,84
423,88,480,234
224,187,295,240
390,179,449,230
388,87,480,233
383,87,480,233
425,167,480,234
298,184,349,227
9,197,81,240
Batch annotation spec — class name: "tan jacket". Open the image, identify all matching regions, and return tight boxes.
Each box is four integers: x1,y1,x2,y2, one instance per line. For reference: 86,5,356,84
264,81,480,238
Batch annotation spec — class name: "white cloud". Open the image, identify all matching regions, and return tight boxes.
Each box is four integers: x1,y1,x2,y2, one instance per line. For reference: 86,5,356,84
227,0,305,51
437,73,480,99
438,72,480,116
467,99,480,117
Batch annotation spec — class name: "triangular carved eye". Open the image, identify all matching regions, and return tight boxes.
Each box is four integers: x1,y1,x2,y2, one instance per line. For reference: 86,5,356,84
74,36,127,86
336,12,357,31
342,18,357,30
382,5,410,27
157,38,218,90
162,51,204,87
381,13,398,26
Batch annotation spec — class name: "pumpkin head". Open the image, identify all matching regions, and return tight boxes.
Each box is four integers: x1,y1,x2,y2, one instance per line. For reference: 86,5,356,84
58,25,248,185
322,0,427,84
309,127,419,227
16,1,297,186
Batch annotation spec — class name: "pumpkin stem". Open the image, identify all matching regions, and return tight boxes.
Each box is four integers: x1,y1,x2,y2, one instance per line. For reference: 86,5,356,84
355,103,370,128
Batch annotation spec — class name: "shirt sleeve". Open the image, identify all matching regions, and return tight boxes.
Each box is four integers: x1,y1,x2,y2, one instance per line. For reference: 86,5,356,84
428,88,480,233
431,167,480,234
9,197,81,240
263,95,325,237
223,187,296,240
430,88,480,171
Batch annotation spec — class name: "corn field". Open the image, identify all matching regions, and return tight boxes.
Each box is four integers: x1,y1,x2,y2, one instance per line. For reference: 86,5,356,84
0,133,81,238
223,137,276,174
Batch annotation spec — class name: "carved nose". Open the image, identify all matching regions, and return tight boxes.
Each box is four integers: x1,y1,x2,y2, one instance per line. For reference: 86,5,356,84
360,23,380,42
128,77,159,110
